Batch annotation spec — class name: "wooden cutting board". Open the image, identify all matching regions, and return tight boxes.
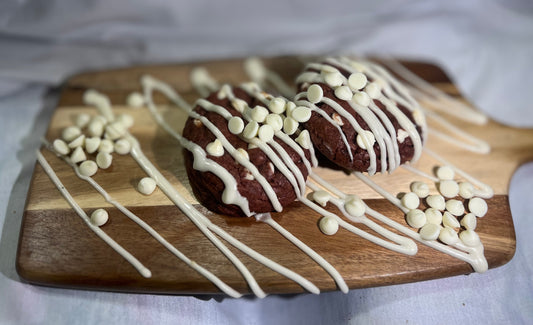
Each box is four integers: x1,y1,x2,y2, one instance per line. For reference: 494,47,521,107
17,57,530,296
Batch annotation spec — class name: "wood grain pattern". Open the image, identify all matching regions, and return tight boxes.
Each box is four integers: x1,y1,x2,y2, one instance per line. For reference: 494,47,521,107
17,57,531,296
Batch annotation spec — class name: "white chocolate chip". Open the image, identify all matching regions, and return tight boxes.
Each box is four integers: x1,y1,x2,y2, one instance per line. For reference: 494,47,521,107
70,146,87,164
250,105,269,123
445,199,465,216
312,190,330,207
99,139,114,154
320,65,338,74
426,194,445,211
331,113,344,126
190,67,210,89
96,152,112,169
266,162,275,176
442,211,460,228
217,85,231,99
419,223,441,241
295,130,311,149
90,208,109,226
410,181,429,198
68,134,85,149
244,57,266,81
114,138,131,155
258,124,274,142
206,139,224,157
105,121,126,140
344,196,365,218
439,180,459,198
352,91,370,106
356,130,375,150
348,72,367,90
138,177,157,195
401,192,420,210
307,84,323,104
85,137,101,154
92,115,108,125
265,114,283,131
127,92,145,108
324,72,344,87
425,208,443,225
242,121,259,139
364,82,381,99
193,119,202,127
283,117,299,135
62,126,82,142
53,139,70,155
87,119,105,137
79,160,98,177
248,143,258,150
228,116,245,135
461,213,477,230
406,209,426,228
235,148,249,161
436,166,455,180
397,129,409,143
334,86,353,101
319,216,339,236
285,102,296,117
268,97,286,114
231,98,247,113
374,78,387,88
439,227,459,245
116,114,134,129
459,229,480,247
349,61,366,72
412,109,425,126
468,197,488,217
75,113,91,128
291,106,312,123
459,182,475,199
243,170,254,181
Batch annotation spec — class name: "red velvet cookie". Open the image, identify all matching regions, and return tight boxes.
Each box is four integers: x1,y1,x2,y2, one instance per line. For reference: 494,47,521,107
295,57,426,174
182,84,313,217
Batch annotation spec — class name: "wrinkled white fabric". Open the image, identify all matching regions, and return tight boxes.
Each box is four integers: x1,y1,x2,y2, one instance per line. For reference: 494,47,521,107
1,1,532,324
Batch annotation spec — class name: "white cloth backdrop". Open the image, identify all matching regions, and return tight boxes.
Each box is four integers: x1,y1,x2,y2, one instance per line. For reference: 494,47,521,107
1,0,532,324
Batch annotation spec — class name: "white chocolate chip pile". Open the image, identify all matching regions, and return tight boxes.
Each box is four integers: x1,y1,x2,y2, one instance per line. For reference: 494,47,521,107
400,165,488,247
49,90,138,185
137,177,157,195
319,216,339,236
90,208,109,227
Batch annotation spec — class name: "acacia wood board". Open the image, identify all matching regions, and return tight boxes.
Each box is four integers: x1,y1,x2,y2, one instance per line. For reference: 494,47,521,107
17,57,530,296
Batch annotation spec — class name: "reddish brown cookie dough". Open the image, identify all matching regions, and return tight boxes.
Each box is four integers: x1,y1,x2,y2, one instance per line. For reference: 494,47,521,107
182,87,311,217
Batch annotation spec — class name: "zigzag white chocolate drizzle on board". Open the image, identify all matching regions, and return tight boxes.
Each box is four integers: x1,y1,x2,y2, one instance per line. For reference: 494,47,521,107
382,58,488,125
36,151,153,278
381,59,490,154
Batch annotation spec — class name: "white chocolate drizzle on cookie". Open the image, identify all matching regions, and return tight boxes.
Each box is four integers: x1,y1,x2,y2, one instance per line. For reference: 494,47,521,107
294,57,426,175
